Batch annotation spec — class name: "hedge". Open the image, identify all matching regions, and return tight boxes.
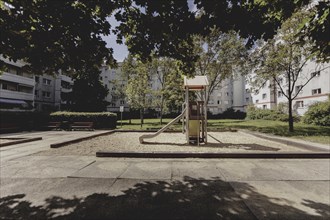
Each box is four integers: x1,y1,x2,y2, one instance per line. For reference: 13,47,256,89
246,105,300,122
50,111,117,129
302,100,330,126
0,111,50,133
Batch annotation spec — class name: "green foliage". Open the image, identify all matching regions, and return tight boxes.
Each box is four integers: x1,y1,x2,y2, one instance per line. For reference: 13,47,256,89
50,111,117,129
193,29,248,103
0,111,50,132
302,100,330,126
70,67,109,112
0,0,117,74
246,105,300,122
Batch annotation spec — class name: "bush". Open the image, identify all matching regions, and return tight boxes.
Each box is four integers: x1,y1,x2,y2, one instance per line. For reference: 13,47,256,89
246,105,300,122
302,100,330,126
208,108,247,119
50,111,117,129
0,111,50,133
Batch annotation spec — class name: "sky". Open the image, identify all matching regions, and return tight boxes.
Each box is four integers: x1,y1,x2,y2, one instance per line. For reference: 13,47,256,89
102,1,197,62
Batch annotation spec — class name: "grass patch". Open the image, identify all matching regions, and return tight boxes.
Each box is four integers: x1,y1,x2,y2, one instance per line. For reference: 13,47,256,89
118,118,330,145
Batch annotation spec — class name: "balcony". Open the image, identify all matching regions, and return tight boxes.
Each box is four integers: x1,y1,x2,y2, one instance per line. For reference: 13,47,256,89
0,89,34,101
0,72,35,87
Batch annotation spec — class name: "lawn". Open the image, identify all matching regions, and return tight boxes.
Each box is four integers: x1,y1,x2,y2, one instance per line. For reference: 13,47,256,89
118,118,330,145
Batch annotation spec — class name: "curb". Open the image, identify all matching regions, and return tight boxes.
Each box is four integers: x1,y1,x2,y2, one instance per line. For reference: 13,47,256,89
241,130,329,153
0,137,42,147
96,151,330,159
50,131,115,148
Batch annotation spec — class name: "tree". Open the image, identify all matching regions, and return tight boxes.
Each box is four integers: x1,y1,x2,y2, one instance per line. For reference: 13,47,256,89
152,57,184,124
301,1,330,62
193,29,248,104
251,10,330,132
0,0,118,74
124,57,152,127
70,67,109,112
115,0,313,72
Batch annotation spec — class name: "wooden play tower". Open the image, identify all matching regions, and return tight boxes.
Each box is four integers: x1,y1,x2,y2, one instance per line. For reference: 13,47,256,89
139,75,208,145
183,76,209,144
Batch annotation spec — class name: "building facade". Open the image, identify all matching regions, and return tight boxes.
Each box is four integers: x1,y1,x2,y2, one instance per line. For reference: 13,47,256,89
249,61,330,115
0,58,73,112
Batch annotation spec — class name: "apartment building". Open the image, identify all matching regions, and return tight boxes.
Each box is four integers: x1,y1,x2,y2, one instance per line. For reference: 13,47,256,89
34,72,73,111
207,73,250,114
250,61,330,115
0,58,35,111
0,58,73,112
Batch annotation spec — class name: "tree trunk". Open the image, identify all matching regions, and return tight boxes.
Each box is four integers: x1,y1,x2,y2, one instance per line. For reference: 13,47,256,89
160,94,164,125
288,99,294,132
140,108,143,128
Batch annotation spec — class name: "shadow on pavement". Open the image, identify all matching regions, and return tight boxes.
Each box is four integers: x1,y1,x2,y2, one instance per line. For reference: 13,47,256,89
0,177,328,219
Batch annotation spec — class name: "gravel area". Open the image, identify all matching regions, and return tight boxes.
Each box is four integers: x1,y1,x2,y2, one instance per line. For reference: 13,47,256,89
34,131,309,156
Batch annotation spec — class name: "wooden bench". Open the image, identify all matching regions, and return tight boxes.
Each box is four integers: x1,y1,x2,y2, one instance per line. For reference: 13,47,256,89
71,122,94,131
45,122,61,130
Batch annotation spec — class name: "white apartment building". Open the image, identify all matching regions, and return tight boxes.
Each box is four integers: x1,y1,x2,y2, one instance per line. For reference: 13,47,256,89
0,58,73,112
250,61,330,115
34,72,73,111
0,58,35,111
207,73,250,114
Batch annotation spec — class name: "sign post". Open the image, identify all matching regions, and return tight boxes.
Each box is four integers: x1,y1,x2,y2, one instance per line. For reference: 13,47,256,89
120,106,124,127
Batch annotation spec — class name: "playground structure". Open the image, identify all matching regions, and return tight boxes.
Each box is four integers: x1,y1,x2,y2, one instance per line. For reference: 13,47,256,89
139,76,208,145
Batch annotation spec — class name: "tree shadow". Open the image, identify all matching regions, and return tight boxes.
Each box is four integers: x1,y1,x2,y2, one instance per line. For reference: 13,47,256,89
1,177,328,219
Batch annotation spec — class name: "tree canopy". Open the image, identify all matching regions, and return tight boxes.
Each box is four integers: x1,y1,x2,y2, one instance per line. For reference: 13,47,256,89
1,0,328,75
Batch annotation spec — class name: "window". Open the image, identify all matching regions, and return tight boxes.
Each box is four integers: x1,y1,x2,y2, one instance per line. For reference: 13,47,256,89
226,92,229,96
111,103,116,107
112,87,116,91
312,88,321,95
245,88,249,93
120,100,125,105
311,71,321,77
278,91,283,97
35,90,39,97
217,100,221,105
104,84,108,89
43,78,51,85
262,93,267,99
295,85,302,94
256,100,259,103
35,76,39,83
246,97,249,102
100,76,103,80
2,83,7,90
263,105,267,109
296,101,304,108
42,91,51,98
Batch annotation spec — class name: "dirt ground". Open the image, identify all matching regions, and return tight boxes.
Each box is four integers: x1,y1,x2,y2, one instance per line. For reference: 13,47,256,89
34,131,310,156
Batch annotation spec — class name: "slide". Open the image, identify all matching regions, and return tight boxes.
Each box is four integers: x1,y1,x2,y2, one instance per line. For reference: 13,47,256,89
139,107,187,143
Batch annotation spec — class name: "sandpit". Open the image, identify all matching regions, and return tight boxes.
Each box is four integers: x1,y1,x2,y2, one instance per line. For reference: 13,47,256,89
34,131,310,156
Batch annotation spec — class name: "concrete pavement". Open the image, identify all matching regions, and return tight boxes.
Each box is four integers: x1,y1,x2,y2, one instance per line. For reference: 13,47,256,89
0,131,329,219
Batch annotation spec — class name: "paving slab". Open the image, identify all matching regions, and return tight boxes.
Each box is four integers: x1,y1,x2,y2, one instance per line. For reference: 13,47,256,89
119,161,172,180
69,161,130,178
0,156,95,178
230,181,330,220
216,159,330,181
171,161,225,180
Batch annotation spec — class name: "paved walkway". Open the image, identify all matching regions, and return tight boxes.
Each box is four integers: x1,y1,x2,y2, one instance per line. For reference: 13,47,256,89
0,131,329,219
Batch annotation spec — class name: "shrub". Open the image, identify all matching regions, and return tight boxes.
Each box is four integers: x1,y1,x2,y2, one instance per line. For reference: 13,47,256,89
302,100,330,126
246,105,300,122
50,111,117,129
0,111,50,133
208,108,246,119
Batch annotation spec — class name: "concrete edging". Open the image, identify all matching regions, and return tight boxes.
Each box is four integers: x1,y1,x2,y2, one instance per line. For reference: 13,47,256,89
0,137,42,147
96,151,330,159
50,131,115,148
241,130,329,153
